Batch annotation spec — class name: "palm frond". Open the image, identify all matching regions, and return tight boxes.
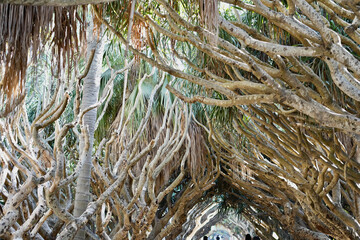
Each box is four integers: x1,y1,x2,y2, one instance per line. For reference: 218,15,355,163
0,4,85,117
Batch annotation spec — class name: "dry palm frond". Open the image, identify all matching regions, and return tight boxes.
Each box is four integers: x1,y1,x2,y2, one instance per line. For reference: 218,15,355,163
199,0,219,45
131,18,146,62
0,4,85,117
188,123,210,181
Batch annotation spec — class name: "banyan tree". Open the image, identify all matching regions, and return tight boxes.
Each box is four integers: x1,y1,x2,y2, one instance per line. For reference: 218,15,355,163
0,0,359,239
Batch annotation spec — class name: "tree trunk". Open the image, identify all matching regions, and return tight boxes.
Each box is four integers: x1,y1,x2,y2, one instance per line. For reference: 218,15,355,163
73,27,104,240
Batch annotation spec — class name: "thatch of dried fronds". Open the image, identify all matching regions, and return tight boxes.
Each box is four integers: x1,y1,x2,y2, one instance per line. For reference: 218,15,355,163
0,4,85,116
199,0,219,44
131,18,146,62
188,123,210,180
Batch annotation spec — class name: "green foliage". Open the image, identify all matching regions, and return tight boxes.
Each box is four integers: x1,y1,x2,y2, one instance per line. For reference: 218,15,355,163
94,66,125,141
214,178,247,219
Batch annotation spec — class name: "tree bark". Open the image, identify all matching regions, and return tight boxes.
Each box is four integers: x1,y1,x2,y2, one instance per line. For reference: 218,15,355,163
73,25,104,240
